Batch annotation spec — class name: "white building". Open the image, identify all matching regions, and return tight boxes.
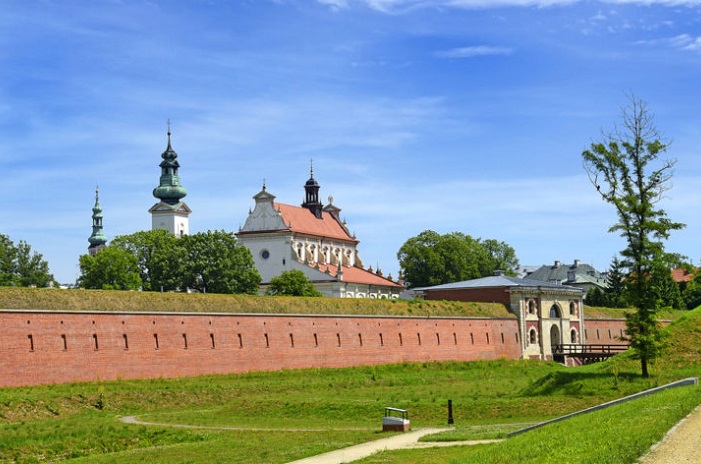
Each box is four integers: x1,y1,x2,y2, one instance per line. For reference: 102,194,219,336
236,171,404,298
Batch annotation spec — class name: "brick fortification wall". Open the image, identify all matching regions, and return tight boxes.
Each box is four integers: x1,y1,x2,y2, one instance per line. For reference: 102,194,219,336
582,319,628,343
0,311,521,387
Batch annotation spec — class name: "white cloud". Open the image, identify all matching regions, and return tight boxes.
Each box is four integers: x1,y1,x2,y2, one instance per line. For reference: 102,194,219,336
635,33,701,51
435,45,513,58
317,0,350,10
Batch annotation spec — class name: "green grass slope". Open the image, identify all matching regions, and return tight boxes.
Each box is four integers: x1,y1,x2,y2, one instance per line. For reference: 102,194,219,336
0,287,513,318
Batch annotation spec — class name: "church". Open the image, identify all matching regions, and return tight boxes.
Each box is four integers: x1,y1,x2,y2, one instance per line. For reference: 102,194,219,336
235,169,404,298
89,130,404,298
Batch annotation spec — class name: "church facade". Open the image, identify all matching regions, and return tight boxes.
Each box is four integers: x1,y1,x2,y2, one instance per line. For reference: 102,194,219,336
236,169,404,298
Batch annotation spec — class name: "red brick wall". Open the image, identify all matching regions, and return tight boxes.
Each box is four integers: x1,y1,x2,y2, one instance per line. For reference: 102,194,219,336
582,319,627,343
0,311,521,387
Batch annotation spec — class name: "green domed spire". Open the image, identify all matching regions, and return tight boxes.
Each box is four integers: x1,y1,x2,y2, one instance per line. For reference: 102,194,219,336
152,128,187,205
88,187,107,255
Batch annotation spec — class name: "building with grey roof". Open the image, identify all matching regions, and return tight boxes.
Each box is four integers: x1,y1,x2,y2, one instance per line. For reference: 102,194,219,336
414,271,585,364
525,259,607,293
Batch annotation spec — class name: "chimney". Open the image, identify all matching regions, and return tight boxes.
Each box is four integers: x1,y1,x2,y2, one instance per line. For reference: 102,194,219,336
554,260,561,268
573,259,580,268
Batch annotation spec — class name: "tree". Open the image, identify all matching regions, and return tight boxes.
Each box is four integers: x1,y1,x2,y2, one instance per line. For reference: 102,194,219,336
111,230,184,291
650,267,684,310
15,241,53,287
585,286,607,307
78,247,142,290
180,230,261,294
682,268,701,310
0,234,54,287
582,96,684,377
481,239,519,276
602,257,628,308
0,235,18,286
266,269,323,296
397,230,519,288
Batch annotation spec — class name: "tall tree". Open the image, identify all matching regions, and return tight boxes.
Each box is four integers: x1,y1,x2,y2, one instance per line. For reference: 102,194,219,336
180,230,261,294
397,230,518,288
582,96,684,377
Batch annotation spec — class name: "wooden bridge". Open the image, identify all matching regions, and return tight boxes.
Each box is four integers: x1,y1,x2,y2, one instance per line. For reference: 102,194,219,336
552,343,629,364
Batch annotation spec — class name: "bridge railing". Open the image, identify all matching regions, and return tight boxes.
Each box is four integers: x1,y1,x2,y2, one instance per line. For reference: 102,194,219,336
552,344,629,355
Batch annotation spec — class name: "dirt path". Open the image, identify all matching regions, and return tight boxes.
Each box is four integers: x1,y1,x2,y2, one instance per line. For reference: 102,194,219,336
120,416,500,463
638,405,701,464
284,429,501,464
122,409,701,464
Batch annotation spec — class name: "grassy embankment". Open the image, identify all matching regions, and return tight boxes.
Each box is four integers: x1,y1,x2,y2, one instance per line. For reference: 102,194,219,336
0,287,512,318
0,288,698,463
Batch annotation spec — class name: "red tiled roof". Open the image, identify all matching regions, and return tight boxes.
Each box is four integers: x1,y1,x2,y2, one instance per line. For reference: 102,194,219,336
671,268,695,283
275,202,357,242
313,263,403,288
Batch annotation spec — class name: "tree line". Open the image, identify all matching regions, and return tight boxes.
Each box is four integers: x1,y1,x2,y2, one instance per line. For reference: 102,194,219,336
78,229,322,296
78,229,261,293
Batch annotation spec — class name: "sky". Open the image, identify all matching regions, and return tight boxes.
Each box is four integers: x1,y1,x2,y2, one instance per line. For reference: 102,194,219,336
1,0,701,285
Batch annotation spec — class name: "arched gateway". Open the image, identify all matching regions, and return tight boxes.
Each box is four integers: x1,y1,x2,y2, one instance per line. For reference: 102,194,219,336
415,273,585,365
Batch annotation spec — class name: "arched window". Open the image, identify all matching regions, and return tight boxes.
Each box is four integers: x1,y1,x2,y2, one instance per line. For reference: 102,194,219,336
569,301,576,316
529,328,537,345
549,304,561,318
528,300,536,315
570,329,577,344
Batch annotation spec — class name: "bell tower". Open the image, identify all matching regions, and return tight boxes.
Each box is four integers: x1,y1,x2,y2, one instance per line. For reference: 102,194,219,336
148,125,191,237
301,162,323,219
88,186,107,256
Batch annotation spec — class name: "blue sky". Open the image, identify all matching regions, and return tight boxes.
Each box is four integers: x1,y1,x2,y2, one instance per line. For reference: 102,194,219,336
1,0,701,285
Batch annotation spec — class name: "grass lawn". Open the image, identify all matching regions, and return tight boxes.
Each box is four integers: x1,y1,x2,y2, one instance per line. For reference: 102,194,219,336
0,356,697,464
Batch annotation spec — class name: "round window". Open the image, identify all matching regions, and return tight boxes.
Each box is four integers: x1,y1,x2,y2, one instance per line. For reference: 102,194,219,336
261,250,270,260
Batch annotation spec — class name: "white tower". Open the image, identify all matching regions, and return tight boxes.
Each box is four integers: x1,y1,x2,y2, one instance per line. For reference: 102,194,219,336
148,128,191,237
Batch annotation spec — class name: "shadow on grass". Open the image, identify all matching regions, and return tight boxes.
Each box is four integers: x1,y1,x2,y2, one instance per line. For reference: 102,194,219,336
519,370,643,397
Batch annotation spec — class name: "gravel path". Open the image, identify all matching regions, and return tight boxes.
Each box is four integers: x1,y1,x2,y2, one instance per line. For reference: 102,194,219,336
122,409,701,464
638,405,701,464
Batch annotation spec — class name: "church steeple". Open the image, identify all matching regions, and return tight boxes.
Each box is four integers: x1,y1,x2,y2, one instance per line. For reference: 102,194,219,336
149,123,191,237
88,186,107,256
152,126,187,205
302,162,323,219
